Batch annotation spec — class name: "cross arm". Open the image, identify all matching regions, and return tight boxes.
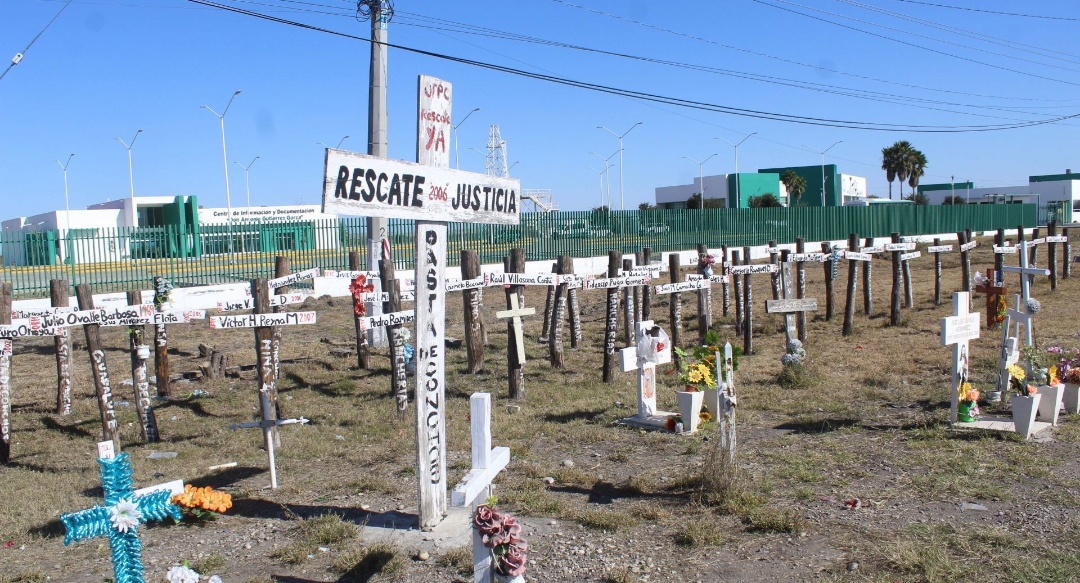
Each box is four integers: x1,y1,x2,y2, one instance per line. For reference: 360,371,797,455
1001,265,1050,276
133,488,183,524
229,417,309,430
450,446,510,507
61,505,113,545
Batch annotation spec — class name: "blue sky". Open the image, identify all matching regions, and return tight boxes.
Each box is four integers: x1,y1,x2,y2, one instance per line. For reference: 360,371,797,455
2,0,1079,216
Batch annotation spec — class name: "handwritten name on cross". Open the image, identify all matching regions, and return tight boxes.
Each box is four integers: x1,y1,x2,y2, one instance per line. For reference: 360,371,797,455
940,292,981,424
496,294,536,366
60,442,182,583
450,392,510,583
1000,241,1048,347
228,387,309,489
619,321,672,418
766,262,818,345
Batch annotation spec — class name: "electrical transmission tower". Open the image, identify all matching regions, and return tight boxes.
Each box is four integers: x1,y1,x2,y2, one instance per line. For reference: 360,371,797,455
486,125,508,177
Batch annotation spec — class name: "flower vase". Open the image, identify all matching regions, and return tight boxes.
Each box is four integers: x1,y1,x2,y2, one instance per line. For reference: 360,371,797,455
1011,393,1042,439
702,388,720,424
136,345,152,360
1062,383,1080,415
1037,384,1064,426
494,574,525,583
957,401,977,423
677,390,704,434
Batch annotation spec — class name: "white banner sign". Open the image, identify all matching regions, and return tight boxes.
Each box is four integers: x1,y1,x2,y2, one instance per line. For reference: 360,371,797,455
445,277,486,292
899,251,922,261
942,312,981,345
788,252,829,263
1046,235,1068,243
862,246,884,254
1030,237,1046,245
884,242,917,252
728,264,778,275
417,75,452,168
583,275,651,290
0,324,64,338
209,312,318,329
357,309,415,330
655,279,710,294
268,268,320,290
993,246,1017,254
927,245,953,253
846,252,872,261
960,241,978,252
217,293,306,312
622,266,663,277
322,270,381,280
323,150,520,225
686,274,730,284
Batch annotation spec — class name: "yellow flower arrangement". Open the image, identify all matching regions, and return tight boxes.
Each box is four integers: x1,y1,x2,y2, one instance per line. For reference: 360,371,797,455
172,485,232,514
958,382,980,403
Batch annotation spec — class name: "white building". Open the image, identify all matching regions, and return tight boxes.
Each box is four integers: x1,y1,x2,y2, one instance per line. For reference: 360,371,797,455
919,171,1080,210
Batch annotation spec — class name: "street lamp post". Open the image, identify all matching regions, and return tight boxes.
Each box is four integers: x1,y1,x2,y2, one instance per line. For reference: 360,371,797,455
715,132,756,208
317,135,350,150
587,166,606,208
507,161,520,176
452,107,480,169
590,150,618,209
235,156,260,208
598,122,642,210
202,90,242,252
951,175,955,204
683,154,718,206
115,129,143,200
55,153,74,236
803,141,843,207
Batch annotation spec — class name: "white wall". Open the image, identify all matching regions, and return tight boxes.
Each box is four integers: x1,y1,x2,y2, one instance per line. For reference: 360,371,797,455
1028,179,1078,207
840,174,867,203
655,173,729,207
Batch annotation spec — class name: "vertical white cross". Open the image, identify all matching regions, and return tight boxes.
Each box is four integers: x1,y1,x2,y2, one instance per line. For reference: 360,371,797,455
496,294,536,365
619,320,672,418
1001,240,1049,348
451,393,510,583
713,342,737,460
940,292,981,424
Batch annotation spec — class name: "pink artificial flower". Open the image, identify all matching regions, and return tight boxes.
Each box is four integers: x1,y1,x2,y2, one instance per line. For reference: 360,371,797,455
488,515,521,547
498,545,528,576
474,505,502,536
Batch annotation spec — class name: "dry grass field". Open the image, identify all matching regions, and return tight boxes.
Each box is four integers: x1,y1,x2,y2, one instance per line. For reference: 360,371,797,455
2,236,1080,583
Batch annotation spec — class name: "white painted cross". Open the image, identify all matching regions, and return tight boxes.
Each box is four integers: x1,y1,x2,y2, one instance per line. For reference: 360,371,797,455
1000,241,1048,347
766,262,818,345
450,392,510,583
711,342,737,460
618,320,672,419
995,299,1021,395
496,294,536,366
940,292,981,424
227,385,309,489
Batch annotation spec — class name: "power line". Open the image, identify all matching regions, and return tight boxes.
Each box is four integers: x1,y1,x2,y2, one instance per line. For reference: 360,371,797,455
546,0,1080,103
750,0,1080,86
1,0,73,83
885,0,1080,22
188,0,1080,132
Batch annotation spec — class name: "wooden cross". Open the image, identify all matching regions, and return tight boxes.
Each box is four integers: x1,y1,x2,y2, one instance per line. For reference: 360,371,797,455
619,320,673,419
1001,241,1049,347
940,292,981,424
496,294,536,365
450,392,510,583
767,262,818,345
973,268,1007,329
60,442,182,583
712,342,737,461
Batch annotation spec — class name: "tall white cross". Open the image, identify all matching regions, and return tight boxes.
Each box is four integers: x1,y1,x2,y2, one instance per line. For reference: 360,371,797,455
496,294,536,365
1000,240,1049,347
619,320,672,418
940,292,981,424
712,342,737,460
450,392,510,583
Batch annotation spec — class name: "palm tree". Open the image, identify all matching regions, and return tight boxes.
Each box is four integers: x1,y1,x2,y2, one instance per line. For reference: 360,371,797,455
881,145,899,200
780,170,807,206
893,141,914,201
906,149,927,197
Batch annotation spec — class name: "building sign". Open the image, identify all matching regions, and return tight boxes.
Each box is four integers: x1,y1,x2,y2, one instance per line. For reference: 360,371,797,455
322,150,520,225
201,205,328,224
417,75,452,168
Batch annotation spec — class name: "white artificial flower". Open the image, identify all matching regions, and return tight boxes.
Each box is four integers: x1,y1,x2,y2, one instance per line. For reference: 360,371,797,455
208,576,223,583
166,565,200,583
109,498,143,533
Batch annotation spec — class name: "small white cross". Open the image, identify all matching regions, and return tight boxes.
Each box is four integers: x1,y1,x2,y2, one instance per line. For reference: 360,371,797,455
496,294,536,365
1001,240,1048,346
940,292,981,424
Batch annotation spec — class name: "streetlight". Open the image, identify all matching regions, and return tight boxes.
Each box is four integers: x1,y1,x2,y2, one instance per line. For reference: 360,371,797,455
452,107,480,169
715,132,756,207
590,150,618,209
683,154,719,206
507,161,520,176
470,147,488,174
202,90,241,252
317,135,350,150
587,166,606,208
802,141,843,207
235,156,260,208
55,153,74,237
951,175,955,204
598,122,642,210
115,129,143,200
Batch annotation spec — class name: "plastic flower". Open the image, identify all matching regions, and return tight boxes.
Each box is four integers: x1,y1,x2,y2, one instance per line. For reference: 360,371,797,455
171,484,232,514
1007,364,1026,381
687,368,703,383
109,498,142,533
166,565,200,583
474,505,500,536
208,577,223,583
349,274,375,317
1027,298,1042,314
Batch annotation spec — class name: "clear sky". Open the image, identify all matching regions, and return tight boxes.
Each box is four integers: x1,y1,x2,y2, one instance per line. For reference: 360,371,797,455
2,0,1079,217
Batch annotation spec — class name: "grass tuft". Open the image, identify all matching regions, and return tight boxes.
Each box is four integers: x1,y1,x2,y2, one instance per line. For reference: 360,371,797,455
192,553,227,575
578,508,638,532
438,545,472,575
333,541,406,580
674,517,725,547
270,513,359,565
744,507,805,534
602,568,640,583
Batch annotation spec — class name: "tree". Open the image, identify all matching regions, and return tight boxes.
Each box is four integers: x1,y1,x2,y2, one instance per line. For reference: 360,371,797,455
906,149,927,197
882,140,915,201
780,170,807,206
591,205,609,212
881,144,899,200
905,192,930,205
686,193,702,209
748,193,782,208
942,195,966,205
638,202,656,210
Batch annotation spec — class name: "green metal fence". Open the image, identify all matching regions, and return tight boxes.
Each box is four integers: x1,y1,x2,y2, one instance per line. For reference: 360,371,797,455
0,203,1038,299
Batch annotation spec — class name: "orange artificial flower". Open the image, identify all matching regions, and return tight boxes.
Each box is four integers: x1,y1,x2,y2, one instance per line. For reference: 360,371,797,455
172,484,232,514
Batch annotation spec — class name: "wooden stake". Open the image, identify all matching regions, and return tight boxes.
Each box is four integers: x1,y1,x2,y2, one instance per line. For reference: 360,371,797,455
720,244,730,316
540,262,556,341
76,284,120,451
1063,227,1072,279
566,260,582,350
795,238,807,342
152,277,171,398
126,290,159,443
768,240,781,301
461,250,485,373
699,244,713,340
933,238,943,306
270,257,288,448
622,259,634,347
349,252,371,370
843,234,859,337
0,283,11,464
51,279,72,415
668,253,682,371
1030,227,1041,275
890,232,903,326
902,239,913,309
994,229,1005,286
862,236,874,316
633,252,643,326
1016,225,1026,291
821,242,835,320
250,278,280,488
958,231,972,294
602,251,621,383
506,248,527,398
641,247,652,320
733,250,744,336
1049,222,1058,291
378,258,408,418
742,246,753,356
549,255,571,368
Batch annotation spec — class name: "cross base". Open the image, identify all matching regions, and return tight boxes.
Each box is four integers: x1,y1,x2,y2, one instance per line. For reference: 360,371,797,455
614,410,681,432
951,417,1052,439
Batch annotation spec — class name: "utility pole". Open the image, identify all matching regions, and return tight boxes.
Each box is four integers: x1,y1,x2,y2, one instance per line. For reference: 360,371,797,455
361,0,391,348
